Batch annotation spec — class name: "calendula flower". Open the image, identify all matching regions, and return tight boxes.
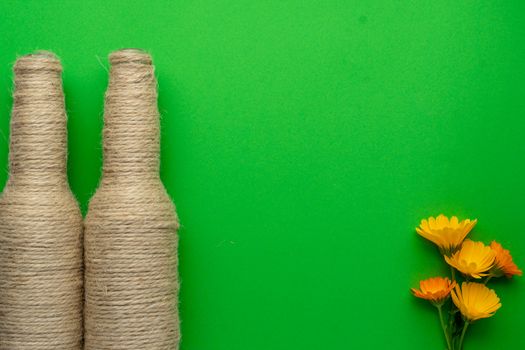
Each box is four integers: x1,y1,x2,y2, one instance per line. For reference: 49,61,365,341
416,214,477,255
451,282,501,322
411,277,456,305
445,240,495,279
490,241,522,278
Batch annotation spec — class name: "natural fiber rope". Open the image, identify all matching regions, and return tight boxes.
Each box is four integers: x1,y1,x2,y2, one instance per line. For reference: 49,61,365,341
0,52,83,349
84,49,180,350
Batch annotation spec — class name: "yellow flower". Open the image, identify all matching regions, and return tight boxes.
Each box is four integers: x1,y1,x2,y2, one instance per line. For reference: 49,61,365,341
490,241,522,278
445,240,495,279
451,282,501,322
411,277,456,305
416,214,477,255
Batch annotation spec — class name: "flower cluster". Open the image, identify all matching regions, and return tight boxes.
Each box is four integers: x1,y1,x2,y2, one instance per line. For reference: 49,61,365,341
411,214,521,350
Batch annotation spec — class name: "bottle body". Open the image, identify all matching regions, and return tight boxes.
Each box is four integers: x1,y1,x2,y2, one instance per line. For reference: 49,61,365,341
84,179,179,349
0,183,83,349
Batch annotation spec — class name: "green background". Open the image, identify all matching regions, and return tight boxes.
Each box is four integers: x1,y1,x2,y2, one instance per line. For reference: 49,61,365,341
1,1,524,349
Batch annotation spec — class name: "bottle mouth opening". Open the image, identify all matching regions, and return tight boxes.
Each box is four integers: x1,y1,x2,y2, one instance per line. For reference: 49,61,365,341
14,51,62,73
109,48,152,66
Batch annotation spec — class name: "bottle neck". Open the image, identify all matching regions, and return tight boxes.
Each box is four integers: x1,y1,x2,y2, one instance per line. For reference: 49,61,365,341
101,49,161,183
9,52,67,186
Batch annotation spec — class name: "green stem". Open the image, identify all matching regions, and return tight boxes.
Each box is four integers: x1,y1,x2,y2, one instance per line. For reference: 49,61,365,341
458,321,469,350
448,307,458,350
450,266,456,281
484,276,492,285
448,310,455,350
437,305,452,350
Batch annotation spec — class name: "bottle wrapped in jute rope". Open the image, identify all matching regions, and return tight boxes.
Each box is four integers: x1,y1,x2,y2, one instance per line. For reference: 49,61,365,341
84,49,180,349
0,52,83,349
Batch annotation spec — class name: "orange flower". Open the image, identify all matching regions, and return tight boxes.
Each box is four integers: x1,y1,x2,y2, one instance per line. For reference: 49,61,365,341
451,282,501,322
416,215,477,255
411,277,456,305
490,241,522,278
445,240,495,279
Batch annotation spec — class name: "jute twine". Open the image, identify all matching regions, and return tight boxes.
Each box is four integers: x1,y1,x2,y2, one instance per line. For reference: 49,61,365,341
0,52,83,349
84,49,180,350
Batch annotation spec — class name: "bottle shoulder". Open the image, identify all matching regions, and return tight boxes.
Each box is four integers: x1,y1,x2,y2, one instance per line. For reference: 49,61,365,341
0,183,82,221
85,180,178,225
0,182,81,206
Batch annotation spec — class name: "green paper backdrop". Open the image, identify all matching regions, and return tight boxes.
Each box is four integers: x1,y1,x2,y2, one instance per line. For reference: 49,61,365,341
1,1,524,349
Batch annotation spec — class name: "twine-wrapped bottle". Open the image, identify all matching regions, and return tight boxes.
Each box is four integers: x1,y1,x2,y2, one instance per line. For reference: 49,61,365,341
84,49,180,349
0,52,83,349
